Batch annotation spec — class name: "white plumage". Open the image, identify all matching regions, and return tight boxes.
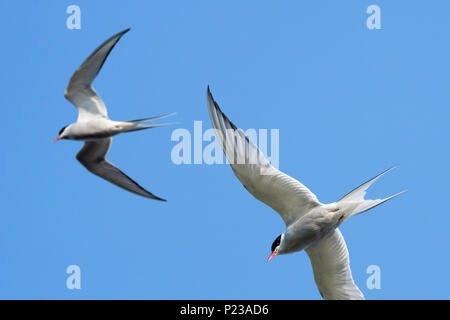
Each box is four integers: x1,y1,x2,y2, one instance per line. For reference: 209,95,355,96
206,86,404,300
54,29,174,200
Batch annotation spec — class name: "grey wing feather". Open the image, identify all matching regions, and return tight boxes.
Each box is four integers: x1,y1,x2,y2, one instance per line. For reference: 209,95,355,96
76,138,165,201
305,229,364,300
206,87,320,226
64,28,130,120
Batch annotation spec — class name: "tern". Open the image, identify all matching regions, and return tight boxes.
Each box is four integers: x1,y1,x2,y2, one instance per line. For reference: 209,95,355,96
53,28,174,201
206,87,404,300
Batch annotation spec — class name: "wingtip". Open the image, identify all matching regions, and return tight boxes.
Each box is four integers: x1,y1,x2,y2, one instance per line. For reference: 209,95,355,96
147,192,166,201
206,86,217,104
116,28,131,39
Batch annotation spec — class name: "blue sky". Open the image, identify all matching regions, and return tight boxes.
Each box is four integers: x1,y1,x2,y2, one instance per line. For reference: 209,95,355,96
0,1,449,299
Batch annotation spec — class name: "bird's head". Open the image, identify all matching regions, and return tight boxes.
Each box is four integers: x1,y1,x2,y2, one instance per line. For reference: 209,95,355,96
267,233,284,262
52,125,69,143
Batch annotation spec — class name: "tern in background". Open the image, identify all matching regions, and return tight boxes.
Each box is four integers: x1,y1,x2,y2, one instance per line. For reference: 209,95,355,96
53,29,174,201
206,86,404,300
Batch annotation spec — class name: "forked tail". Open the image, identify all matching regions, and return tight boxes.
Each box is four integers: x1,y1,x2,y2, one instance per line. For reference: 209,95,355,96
124,112,177,132
337,167,405,220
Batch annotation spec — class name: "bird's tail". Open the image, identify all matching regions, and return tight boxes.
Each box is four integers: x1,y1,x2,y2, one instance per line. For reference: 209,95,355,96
123,112,177,132
337,167,405,221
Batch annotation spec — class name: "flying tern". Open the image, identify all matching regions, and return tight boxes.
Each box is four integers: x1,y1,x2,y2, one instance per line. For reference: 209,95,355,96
206,86,404,299
53,28,174,201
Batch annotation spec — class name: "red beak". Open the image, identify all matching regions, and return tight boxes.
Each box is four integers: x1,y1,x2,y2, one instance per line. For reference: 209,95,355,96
267,250,278,263
51,136,61,143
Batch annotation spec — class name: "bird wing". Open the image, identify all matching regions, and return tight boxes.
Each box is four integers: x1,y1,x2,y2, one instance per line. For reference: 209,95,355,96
206,87,320,226
76,138,165,201
305,229,364,300
64,28,130,121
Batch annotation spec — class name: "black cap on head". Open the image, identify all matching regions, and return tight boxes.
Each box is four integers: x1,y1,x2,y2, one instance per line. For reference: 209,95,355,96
59,125,68,136
271,234,282,253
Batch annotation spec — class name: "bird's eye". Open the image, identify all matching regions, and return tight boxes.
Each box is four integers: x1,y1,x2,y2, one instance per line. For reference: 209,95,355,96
271,235,282,252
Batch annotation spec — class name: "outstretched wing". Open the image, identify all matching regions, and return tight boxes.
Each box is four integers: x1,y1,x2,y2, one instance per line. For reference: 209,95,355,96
76,138,165,201
305,229,364,300
206,87,320,226
64,28,130,121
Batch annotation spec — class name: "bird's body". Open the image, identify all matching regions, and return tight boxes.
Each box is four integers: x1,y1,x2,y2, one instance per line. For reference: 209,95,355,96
61,116,170,141
54,28,174,200
206,86,404,300
281,206,342,254
60,118,123,141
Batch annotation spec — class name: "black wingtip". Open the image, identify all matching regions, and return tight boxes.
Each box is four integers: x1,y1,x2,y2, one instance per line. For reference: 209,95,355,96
207,86,216,102
150,194,167,202
118,28,131,38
